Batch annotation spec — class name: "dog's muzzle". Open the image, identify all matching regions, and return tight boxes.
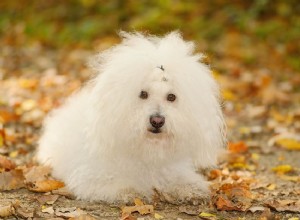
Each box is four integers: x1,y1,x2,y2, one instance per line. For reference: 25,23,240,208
149,114,165,134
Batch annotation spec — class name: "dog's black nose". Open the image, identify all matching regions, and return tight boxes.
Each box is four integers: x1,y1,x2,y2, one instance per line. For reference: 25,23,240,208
150,115,165,129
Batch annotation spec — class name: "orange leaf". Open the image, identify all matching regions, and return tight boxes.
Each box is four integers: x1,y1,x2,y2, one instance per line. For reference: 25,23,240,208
228,141,248,153
27,179,65,192
0,155,16,171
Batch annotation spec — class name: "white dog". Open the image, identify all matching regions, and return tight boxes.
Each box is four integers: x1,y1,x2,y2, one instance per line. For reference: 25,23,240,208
37,32,226,204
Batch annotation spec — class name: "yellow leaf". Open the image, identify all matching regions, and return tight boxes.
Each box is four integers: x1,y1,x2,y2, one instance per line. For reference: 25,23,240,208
230,163,256,171
199,212,216,217
251,153,260,160
239,127,251,135
154,213,164,219
21,99,37,112
18,79,38,89
288,217,299,220
134,198,144,206
276,138,300,150
9,151,18,158
222,90,236,101
266,183,276,190
272,165,293,174
0,134,3,147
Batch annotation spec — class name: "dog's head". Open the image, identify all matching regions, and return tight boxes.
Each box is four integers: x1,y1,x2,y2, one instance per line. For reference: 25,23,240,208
89,32,226,165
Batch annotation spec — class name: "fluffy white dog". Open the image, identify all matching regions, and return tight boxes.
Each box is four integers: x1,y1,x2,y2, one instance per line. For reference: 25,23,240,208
37,32,226,204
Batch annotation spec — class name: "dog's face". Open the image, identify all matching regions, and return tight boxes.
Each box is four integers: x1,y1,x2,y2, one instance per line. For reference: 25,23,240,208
138,67,176,137
90,32,225,165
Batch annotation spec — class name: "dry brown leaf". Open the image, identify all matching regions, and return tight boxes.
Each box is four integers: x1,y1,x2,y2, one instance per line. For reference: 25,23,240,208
219,182,252,198
122,199,154,216
23,165,51,183
122,205,154,216
265,199,300,213
27,179,65,192
213,182,253,211
37,194,59,205
55,207,86,218
0,169,25,190
0,155,16,170
15,207,34,218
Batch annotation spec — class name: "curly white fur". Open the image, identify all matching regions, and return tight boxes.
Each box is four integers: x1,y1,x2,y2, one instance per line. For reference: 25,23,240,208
37,32,226,203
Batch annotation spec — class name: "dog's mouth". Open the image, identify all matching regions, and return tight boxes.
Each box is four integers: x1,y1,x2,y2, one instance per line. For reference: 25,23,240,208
148,128,162,134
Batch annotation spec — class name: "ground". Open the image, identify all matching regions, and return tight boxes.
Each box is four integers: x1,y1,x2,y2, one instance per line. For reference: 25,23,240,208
1,1,300,219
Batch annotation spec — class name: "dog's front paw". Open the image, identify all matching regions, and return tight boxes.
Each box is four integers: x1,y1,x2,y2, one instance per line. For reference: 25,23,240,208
157,184,210,205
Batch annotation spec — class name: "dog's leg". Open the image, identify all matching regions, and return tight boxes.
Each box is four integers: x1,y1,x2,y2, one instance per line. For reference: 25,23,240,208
154,161,210,205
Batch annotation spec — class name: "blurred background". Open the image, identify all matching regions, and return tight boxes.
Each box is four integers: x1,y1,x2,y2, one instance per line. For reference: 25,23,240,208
1,0,300,74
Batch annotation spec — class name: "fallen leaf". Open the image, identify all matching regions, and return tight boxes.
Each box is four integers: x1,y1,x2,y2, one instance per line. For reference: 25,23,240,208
0,155,16,170
213,182,253,211
122,199,154,216
55,207,86,218
0,204,14,218
15,207,34,218
248,206,265,213
20,99,37,112
276,138,300,150
0,169,25,190
23,165,51,183
134,198,144,206
41,206,55,214
18,78,38,89
265,199,300,213
9,150,18,158
272,164,293,174
37,194,59,205
228,142,248,153
199,212,217,220
0,126,4,147
266,183,276,191
154,213,164,219
222,89,236,101
208,169,222,180
27,179,65,192
0,109,19,123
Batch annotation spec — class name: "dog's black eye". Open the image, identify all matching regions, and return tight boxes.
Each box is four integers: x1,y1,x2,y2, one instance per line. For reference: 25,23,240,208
167,93,176,102
140,91,148,99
